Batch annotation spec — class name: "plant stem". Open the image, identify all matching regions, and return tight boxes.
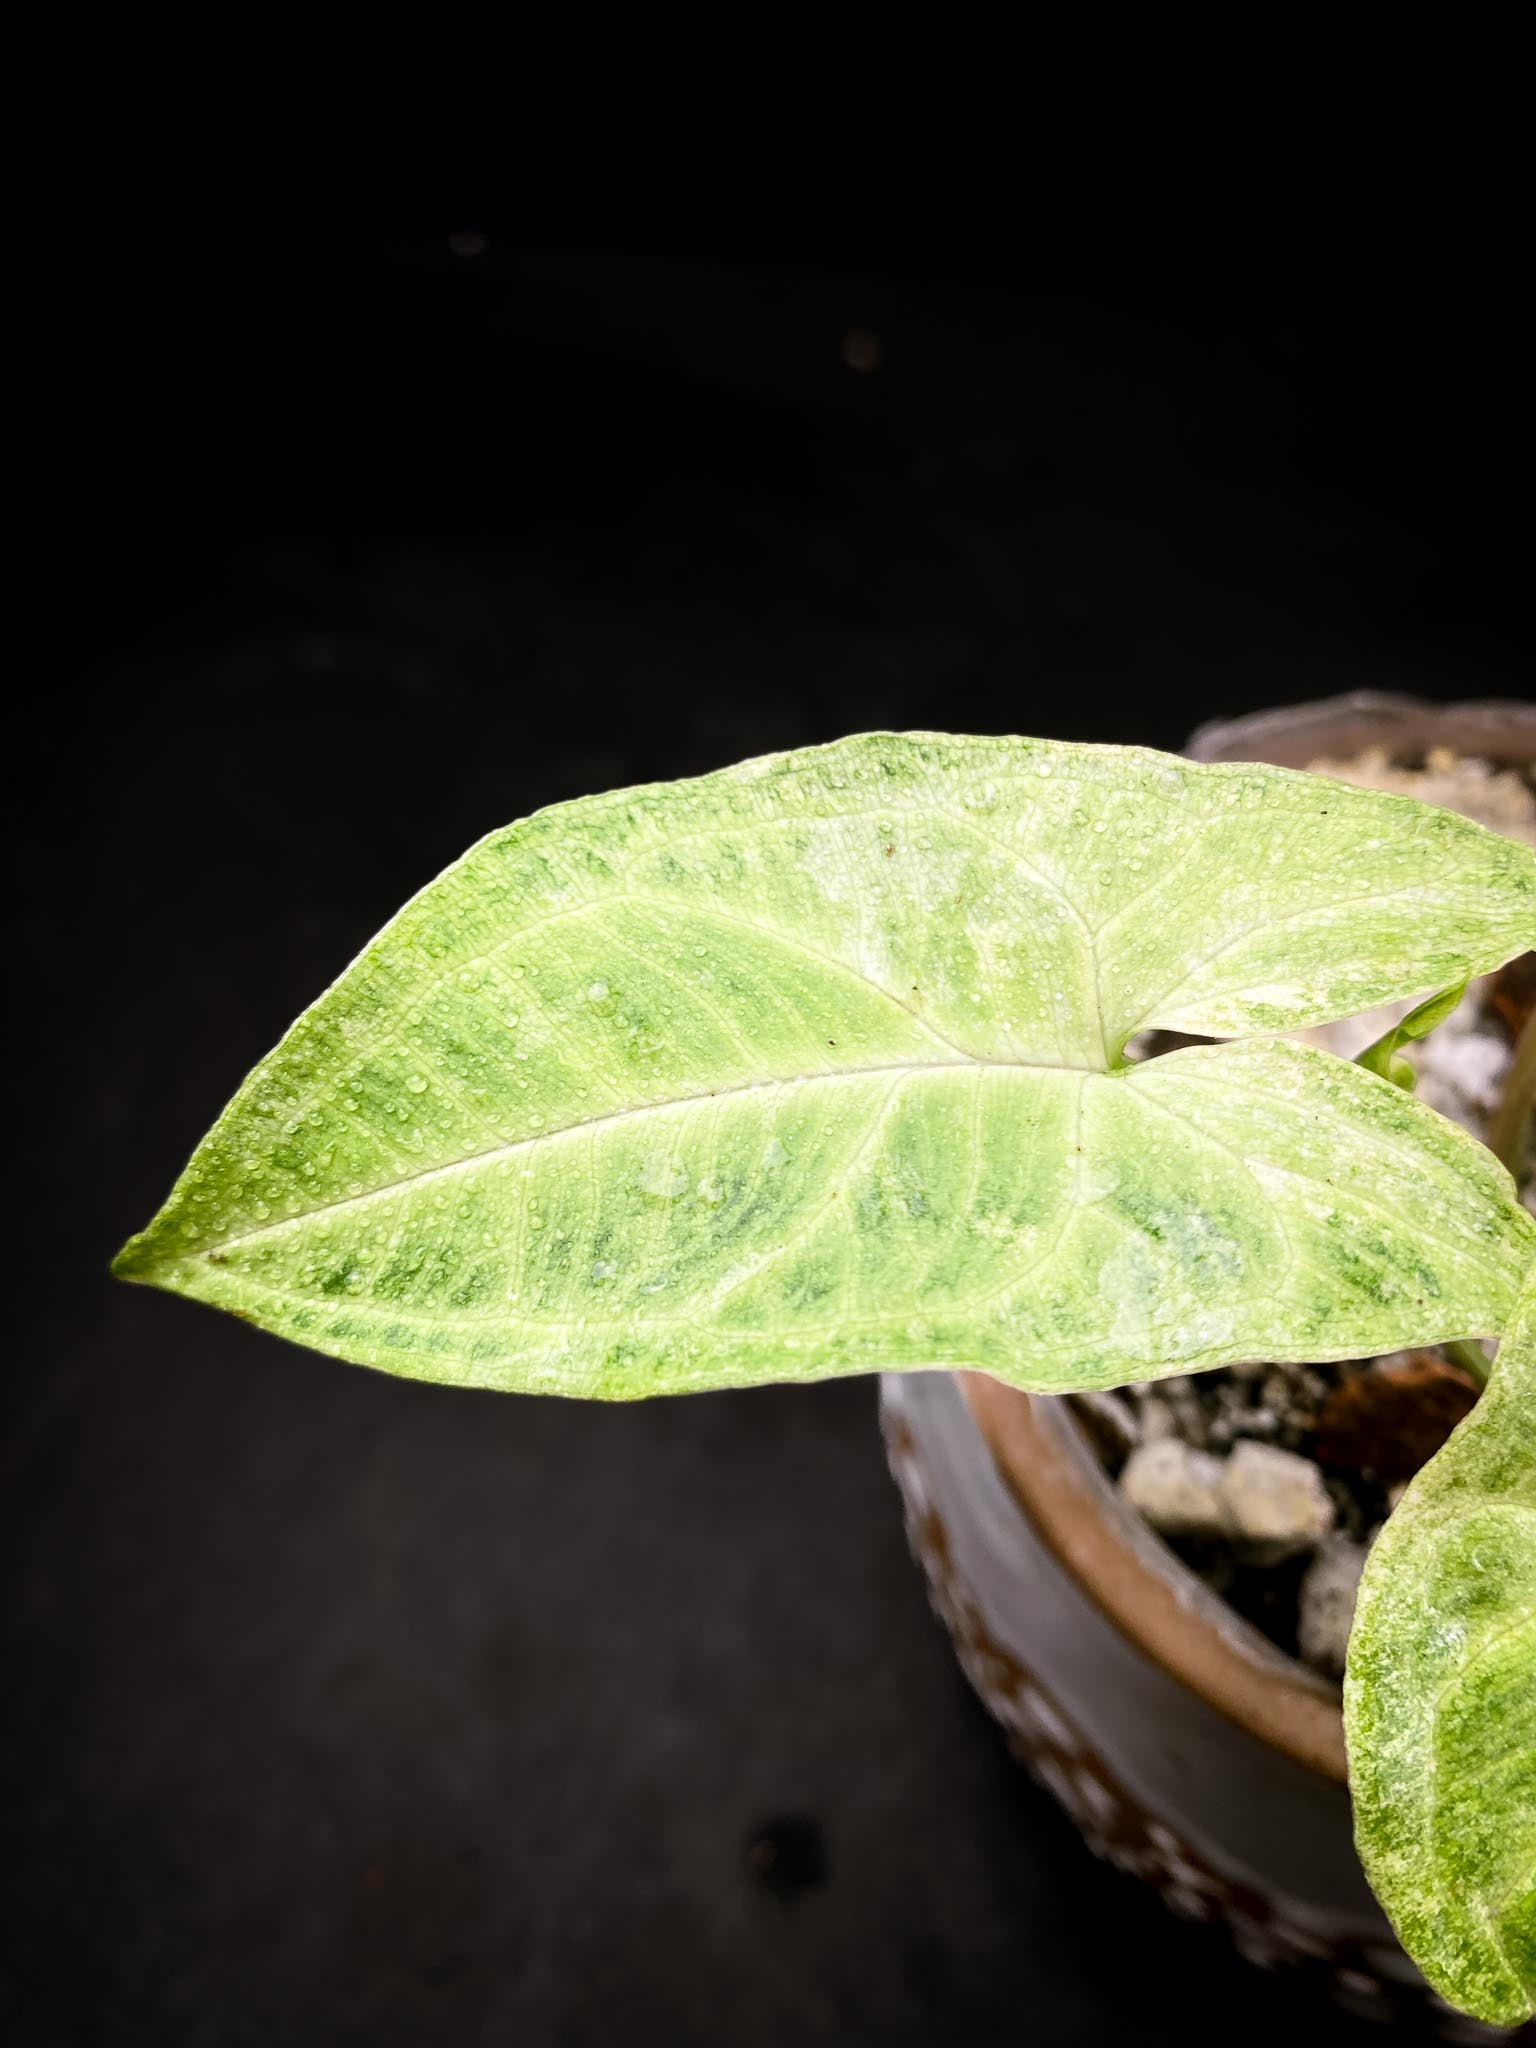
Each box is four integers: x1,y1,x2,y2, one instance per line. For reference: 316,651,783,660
1444,1337,1491,1389
1488,1005,1536,1179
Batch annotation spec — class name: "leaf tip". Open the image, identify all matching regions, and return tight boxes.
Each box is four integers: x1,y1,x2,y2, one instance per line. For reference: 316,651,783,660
110,1229,167,1286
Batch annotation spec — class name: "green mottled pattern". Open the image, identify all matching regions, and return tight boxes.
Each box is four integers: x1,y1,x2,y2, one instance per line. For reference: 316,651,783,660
1346,1263,1536,2027
114,732,1536,1396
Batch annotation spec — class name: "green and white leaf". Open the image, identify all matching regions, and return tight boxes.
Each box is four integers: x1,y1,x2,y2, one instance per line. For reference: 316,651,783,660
114,732,1536,1396
1346,1261,1536,2027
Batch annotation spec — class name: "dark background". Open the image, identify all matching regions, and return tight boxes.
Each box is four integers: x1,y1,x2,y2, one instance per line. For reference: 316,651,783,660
6,232,1529,2045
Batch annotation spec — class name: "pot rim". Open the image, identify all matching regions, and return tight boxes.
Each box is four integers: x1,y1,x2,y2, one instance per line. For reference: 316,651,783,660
960,1372,1351,1782
1187,688,1536,768
963,690,1536,1791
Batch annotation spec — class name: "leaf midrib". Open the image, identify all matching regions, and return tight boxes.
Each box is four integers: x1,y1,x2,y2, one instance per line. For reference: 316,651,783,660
177,1050,1109,1264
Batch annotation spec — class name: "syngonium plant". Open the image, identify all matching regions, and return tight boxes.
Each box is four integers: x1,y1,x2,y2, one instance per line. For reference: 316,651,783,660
115,733,1535,2024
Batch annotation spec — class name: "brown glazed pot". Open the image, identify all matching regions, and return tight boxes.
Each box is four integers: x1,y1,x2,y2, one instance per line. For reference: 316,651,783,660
881,693,1536,2040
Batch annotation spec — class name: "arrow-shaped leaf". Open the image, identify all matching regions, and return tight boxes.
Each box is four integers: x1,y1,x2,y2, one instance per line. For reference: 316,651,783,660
114,732,1536,1395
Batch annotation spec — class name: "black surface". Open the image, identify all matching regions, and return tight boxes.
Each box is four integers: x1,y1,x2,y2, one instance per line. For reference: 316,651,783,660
7,237,1528,2045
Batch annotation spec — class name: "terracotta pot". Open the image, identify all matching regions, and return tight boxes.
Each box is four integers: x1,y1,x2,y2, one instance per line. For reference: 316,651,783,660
881,693,1535,2041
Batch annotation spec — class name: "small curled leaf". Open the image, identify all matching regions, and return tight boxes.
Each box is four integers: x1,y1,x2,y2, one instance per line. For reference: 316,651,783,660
1355,979,1470,1091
